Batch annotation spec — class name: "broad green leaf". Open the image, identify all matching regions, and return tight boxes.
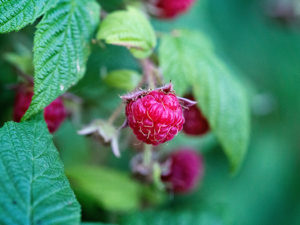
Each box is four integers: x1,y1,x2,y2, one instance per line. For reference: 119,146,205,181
0,0,58,33
22,0,100,121
0,118,81,225
103,69,141,91
159,30,250,172
97,7,156,58
67,165,142,212
193,56,250,173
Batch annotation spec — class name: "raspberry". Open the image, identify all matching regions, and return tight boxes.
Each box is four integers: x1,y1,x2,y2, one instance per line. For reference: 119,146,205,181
13,85,34,123
123,84,185,145
44,98,67,133
150,0,196,19
183,94,209,136
13,85,67,133
161,148,203,193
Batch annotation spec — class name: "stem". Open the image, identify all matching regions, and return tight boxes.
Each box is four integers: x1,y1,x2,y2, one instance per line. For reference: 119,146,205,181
153,162,165,190
16,69,33,84
152,66,164,86
143,144,152,167
140,59,156,89
108,103,124,124
101,9,108,19
62,92,83,104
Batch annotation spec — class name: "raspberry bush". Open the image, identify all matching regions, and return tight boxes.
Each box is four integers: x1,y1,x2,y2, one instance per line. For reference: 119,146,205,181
2,0,298,224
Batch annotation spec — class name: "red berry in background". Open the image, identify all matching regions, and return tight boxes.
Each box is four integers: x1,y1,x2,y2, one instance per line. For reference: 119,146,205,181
43,98,67,133
13,85,67,133
148,0,196,19
161,148,204,193
183,94,210,136
123,84,185,145
13,85,33,123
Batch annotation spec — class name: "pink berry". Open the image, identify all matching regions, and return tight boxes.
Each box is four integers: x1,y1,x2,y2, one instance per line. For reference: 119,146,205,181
13,85,33,123
124,85,185,145
183,94,209,136
43,98,67,133
13,85,67,133
161,148,204,193
150,0,196,19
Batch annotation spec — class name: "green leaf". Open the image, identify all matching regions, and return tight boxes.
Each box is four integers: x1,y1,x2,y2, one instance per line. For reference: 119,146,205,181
159,30,250,172
97,7,156,59
22,0,100,121
66,165,142,212
193,56,250,173
0,118,81,225
103,69,141,91
159,30,213,96
0,0,58,33
121,208,227,225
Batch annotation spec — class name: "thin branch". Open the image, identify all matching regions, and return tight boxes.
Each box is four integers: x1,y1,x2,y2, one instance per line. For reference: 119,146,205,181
140,58,156,89
108,103,124,124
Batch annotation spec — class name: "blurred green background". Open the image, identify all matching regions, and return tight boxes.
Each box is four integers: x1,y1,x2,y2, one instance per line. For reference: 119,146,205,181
1,0,300,224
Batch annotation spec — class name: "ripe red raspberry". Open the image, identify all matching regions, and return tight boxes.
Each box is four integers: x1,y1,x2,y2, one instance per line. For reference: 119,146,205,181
161,148,203,193
149,0,196,19
183,94,209,136
13,85,67,133
43,98,67,133
123,84,185,145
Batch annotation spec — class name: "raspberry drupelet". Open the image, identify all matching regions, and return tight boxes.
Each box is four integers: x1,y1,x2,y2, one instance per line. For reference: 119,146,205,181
123,84,185,145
